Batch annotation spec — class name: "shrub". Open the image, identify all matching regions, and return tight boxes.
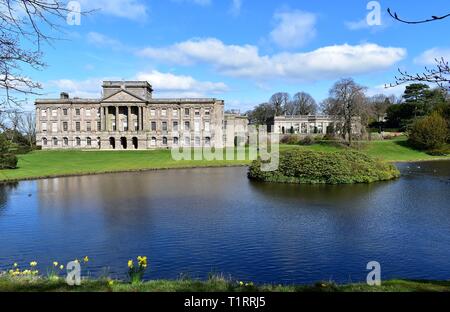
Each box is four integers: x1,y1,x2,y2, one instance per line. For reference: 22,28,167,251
299,136,314,146
280,135,300,145
0,154,18,169
408,112,449,150
248,149,400,184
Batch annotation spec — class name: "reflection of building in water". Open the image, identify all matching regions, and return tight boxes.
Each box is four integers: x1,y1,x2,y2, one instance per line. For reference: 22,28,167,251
274,115,362,136
0,183,18,215
36,81,239,150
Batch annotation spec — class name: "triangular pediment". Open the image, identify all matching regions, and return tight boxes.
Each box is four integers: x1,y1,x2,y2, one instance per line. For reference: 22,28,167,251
102,89,146,103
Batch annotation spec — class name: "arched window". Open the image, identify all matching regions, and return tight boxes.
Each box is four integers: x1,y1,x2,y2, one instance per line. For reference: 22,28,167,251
205,137,211,146
173,137,179,145
76,137,81,146
63,137,68,146
162,137,168,145
42,138,48,146
151,137,157,146
53,137,58,146
87,137,92,146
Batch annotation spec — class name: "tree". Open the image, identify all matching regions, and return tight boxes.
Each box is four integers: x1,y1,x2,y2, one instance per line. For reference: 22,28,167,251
246,102,276,126
269,92,290,116
18,111,36,148
408,112,449,150
288,92,317,115
325,78,367,144
0,0,83,109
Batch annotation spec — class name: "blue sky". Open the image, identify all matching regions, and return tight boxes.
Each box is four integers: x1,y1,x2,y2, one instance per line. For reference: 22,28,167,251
19,0,450,111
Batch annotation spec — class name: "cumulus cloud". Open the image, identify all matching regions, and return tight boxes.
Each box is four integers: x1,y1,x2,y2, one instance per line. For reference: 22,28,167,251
270,10,317,48
414,47,450,65
46,71,228,99
136,70,228,97
78,0,148,21
138,38,407,82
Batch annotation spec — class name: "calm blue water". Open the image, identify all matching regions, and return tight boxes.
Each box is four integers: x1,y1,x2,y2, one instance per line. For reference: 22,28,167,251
0,162,449,284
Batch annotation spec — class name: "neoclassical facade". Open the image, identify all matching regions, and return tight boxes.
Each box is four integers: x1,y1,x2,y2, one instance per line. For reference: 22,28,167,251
274,115,362,135
35,81,225,150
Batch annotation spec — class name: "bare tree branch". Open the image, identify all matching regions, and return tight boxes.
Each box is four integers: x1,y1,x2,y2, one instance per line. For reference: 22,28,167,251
387,7,450,24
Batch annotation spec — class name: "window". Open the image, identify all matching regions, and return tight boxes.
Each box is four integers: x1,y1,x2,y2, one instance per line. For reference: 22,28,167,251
173,137,179,145
63,137,68,146
194,120,200,132
53,137,58,146
42,138,47,146
195,109,200,116
52,122,58,132
41,109,47,117
204,121,210,132
63,108,68,116
150,109,156,117
63,122,68,131
151,121,156,131
86,121,91,132
42,122,47,132
162,121,167,132
87,137,92,146
173,121,178,132
162,137,167,145
76,122,81,132
86,109,91,117
112,120,116,131
184,121,190,131
184,108,190,116
75,108,80,116
205,137,211,146
184,136,190,146
52,109,57,117
195,136,201,146
97,108,101,117
76,137,81,146
97,121,101,131
172,109,178,117
151,137,156,146
205,109,210,116
161,109,167,117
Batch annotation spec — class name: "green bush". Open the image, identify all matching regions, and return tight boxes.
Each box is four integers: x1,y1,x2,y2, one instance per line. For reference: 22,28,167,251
248,149,400,184
408,112,449,150
0,154,18,169
299,136,314,146
280,135,300,145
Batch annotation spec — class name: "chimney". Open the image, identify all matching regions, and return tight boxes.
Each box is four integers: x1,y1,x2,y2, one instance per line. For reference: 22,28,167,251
60,92,69,99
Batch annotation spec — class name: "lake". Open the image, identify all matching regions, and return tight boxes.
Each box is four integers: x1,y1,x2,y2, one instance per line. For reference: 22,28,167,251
1,161,449,284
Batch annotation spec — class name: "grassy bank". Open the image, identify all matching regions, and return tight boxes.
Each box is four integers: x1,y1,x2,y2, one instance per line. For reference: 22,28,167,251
0,276,449,292
0,137,448,182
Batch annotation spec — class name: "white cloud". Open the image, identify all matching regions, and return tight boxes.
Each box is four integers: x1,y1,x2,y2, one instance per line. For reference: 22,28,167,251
46,71,228,99
78,0,148,21
345,18,371,31
229,0,242,16
86,32,125,50
136,70,228,97
414,47,450,65
138,38,407,82
270,10,317,48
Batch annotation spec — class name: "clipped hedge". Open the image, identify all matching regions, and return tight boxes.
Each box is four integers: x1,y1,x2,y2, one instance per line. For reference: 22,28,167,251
248,150,400,184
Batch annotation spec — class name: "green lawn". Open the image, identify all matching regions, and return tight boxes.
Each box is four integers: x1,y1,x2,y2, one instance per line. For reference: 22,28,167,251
0,137,449,182
0,276,449,292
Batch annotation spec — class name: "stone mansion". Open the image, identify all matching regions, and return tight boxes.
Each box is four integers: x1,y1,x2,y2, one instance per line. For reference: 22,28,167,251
36,81,229,150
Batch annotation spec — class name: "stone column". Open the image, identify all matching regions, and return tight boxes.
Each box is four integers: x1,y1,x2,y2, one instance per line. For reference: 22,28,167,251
127,106,131,132
137,106,141,131
115,106,119,132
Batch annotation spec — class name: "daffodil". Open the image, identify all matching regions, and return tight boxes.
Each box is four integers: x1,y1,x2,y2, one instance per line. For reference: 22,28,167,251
239,281,244,286
30,261,37,267
108,280,114,286
83,256,89,263
13,263,18,268
60,265,64,270
53,261,58,267
128,260,134,268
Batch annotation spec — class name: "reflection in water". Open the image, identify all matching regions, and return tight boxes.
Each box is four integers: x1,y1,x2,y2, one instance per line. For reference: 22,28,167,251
0,162,450,284
0,182,18,216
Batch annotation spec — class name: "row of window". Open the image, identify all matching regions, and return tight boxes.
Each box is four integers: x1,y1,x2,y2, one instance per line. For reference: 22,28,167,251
42,136,212,147
40,107,211,118
41,120,212,132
